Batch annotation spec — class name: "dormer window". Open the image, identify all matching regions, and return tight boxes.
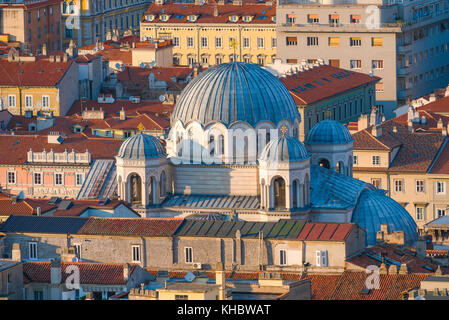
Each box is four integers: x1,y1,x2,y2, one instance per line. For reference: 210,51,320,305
187,15,197,22
243,15,252,22
229,15,238,22
160,14,169,21
146,14,155,21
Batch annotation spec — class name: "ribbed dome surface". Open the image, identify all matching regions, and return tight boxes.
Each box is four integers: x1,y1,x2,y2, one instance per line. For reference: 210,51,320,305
305,120,354,145
352,190,418,246
117,133,166,160
171,62,300,127
260,135,310,162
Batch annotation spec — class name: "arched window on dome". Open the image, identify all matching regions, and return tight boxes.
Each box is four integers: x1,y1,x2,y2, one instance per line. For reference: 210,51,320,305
304,174,310,205
244,136,249,164
266,132,271,145
292,180,298,208
148,177,154,204
273,177,286,209
159,171,166,198
128,173,142,204
336,161,345,174
318,158,330,169
209,135,215,156
218,134,224,156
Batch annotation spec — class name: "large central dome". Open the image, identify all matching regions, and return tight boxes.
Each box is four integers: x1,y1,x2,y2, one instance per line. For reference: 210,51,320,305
171,62,300,127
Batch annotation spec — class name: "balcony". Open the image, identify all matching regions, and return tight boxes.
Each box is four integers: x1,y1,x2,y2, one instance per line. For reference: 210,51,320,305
397,66,411,77
278,22,401,33
397,43,412,54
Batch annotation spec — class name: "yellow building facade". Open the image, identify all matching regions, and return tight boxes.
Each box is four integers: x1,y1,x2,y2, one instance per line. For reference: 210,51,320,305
140,0,277,66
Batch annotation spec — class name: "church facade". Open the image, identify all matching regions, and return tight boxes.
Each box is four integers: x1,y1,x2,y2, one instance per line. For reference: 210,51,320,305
114,62,418,246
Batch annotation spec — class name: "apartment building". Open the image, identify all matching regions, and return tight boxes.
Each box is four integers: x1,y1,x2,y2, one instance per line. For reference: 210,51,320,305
140,0,277,67
276,0,449,119
352,98,449,232
0,0,63,55
61,0,149,48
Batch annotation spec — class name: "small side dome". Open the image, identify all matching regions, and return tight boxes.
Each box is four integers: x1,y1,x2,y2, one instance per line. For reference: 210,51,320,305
260,135,310,162
305,120,354,145
117,133,166,160
353,189,418,246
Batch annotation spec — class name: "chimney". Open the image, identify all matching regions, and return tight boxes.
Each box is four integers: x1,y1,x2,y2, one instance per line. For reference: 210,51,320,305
213,4,218,17
119,107,126,120
393,126,398,133
63,53,68,62
50,260,62,284
388,264,398,275
372,125,382,138
36,207,41,216
408,119,413,132
11,243,21,261
42,43,47,56
438,118,444,129
49,55,55,62
416,237,426,259
379,262,388,275
399,263,408,275
358,114,369,131
215,262,226,300
123,263,130,282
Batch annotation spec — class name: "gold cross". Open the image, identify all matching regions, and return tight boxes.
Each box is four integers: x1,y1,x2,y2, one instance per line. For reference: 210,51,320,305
280,125,288,135
137,123,145,131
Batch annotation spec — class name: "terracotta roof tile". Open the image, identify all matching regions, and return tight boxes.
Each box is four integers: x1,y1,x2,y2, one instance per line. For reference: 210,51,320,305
297,223,356,241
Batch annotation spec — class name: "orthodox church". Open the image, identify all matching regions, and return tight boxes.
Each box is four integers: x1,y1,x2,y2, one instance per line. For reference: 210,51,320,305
114,62,417,246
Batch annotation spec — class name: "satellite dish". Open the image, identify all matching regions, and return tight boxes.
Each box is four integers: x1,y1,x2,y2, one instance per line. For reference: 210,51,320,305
140,62,145,68
159,95,166,102
115,63,121,69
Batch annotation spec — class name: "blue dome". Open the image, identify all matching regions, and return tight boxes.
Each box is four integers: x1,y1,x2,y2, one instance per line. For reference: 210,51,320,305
117,133,166,160
305,120,354,145
171,62,300,127
353,190,418,246
260,135,310,162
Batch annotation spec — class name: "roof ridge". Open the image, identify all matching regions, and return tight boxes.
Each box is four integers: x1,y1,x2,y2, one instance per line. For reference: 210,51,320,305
363,128,391,150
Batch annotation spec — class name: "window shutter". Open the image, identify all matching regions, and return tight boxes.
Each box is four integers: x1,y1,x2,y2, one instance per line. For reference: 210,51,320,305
372,37,383,46
308,14,319,19
329,37,340,46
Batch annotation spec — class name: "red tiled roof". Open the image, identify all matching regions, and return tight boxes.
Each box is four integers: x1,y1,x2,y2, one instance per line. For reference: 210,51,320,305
0,133,124,165
297,222,356,241
426,250,449,257
0,56,72,87
347,243,445,274
0,0,61,9
23,261,137,285
419,95,449,114
98,48,132,65
279,65,380,105
51,200,125,217
117,66,193,83
0,192,56,216
77,217,184,237
142,1,276,25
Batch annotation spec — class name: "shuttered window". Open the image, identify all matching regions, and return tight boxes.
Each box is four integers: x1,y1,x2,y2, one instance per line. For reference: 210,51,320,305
328,37,340,46
372,37,383,46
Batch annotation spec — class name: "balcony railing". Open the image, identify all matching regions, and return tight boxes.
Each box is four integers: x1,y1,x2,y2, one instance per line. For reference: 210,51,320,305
27,149,91,164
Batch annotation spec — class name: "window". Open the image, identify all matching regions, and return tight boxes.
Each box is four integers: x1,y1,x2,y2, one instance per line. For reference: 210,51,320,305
175,295,188,300
350,60,361,69
416,207,425,221
328,37,340,47
329,59,340,67
257,37,264,48
201,36,208,48
315,250,328,267
187,37,194,48
371,178,381,189
185,247,193,263
34,172,42,185
308,14,319,24
8,95,16,108
307,37,318,46
132,245,141,262
74,244,82,260
201,55,208,64
7,171,16,184
394,179,403,192
25,95,33,108
286,13,296,24
42,96,50,108
76,173,84,186
416,180,424,193
37,10,40,21
243,37,250,48
279,249,287,266
372,37,383,46
29,242,38,259
350,37,361,46
33,289,44,300
437,181,446,194
372,60,383,69
329,14,340,26
257,56,265,66
173,36,180,47
438,209,446,218
286,37,297,46
215,37,222,48
215,55,222,64
353,155,358,165
54,173,63,185
375,82,384,92
229,37,236,49
350,14,361,23
271,37,276,48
